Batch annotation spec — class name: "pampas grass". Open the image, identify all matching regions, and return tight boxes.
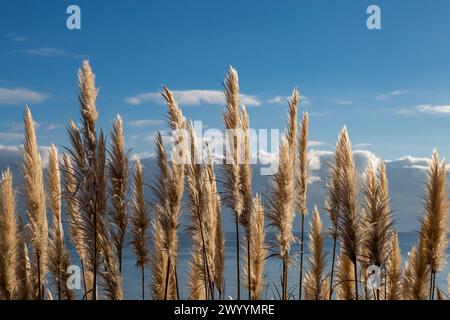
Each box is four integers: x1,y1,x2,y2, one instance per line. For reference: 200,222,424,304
267,136,295,300
108,115,129,273
0,169,18,299
402,244,429,300
23,107,48,300
335,250,355,300
360,161,393,299
243,195,266,300
150,86,186,300
297,110,308,300
419,150,448,299
303,206,327,300
222,66,244,300
67,60,101,300
239,106,254,300
386,229,402,300
130,159,150,300
16,217,33,300
325,129,345,299
62,153,88,296
335,127,360,299
185,122,212,299
47,145,72,300
2,63,450,301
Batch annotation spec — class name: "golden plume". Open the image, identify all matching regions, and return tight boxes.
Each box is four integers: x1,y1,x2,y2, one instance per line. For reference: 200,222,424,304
47,146,72,300
267,135,295,300
303,206,327,300
0,169,18,299
243,195,266,300
419,149,448,299
130,159,150,300
297,110,308,300
107,114,129,273
23,106,48,300
386,229,402,300
335,127,360,299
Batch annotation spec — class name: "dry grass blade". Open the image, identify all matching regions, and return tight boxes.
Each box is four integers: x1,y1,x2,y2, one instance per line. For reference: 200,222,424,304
0,169,18,299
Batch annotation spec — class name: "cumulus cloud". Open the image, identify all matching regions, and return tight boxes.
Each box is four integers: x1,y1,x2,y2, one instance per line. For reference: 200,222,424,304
0,132,22,141
416,104,450,115
5,33,29,42
20,47,86,59
127,119,164,127
0,87,49,106
266,95,309,105
396,104,450,115
309,140,325,147
333,99,353,105
125,90,261,107
376,90,409,101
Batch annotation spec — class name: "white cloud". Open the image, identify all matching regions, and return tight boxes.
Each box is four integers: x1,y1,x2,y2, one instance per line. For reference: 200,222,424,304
127,119,165,127
266,95,309,105
0,87,49,106
130,151,156,161
386,155,430,170
353,143,372,148
308,150,333,171
416,104,450,115
309,140,325,147
333,99,353,105
44,124,62,131
125,90,261,107
20,47,86,59
8,121,60,132
5,33,29,42
0,132,22,141
396,104,450,116
266,96,285,104
376,90,409,101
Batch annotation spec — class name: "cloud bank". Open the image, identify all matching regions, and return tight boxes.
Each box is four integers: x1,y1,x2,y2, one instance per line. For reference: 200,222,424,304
126,90,261,107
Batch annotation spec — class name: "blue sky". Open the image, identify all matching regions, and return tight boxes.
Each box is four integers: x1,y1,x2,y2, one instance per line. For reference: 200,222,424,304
1,0,450,160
